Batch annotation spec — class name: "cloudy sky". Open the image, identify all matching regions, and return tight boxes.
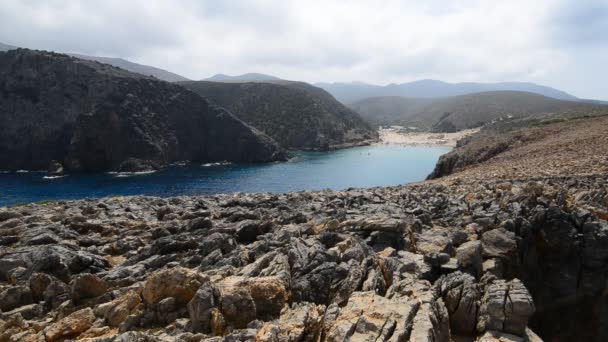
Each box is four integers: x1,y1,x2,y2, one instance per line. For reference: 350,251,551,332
1,0,606,99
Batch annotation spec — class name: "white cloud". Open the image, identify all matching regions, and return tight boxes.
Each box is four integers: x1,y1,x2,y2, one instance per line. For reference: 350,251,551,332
0,0,606,99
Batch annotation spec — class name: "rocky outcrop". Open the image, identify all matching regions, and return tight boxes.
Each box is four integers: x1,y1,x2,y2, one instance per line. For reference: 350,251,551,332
0,174,606,340
0,49,287,173
180,81,378,151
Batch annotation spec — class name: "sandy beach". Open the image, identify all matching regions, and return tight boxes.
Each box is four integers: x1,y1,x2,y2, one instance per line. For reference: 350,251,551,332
377,127,480,147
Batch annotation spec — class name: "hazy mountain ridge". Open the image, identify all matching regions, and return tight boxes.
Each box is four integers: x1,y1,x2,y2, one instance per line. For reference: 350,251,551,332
0,49,286,172
0,42,190,82
204,73,281,82
350,91,608,132
180,80,378,151
70,54,190,82
317,79,579,103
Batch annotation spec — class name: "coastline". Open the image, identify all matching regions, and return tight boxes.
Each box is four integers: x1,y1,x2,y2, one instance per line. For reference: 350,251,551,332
376,126,480,147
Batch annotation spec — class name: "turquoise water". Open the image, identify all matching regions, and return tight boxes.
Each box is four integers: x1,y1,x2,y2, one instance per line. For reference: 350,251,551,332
0,145,449,207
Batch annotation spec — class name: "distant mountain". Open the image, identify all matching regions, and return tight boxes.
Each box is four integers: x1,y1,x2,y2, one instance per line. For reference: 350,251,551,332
0,42,17,51
316,79,579,103
350,91,608,132
204,73,281,82
70,54,189,82
180,80,377,150
0,49,286,172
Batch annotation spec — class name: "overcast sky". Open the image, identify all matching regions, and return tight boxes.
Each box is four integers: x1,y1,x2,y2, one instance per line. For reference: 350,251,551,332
1,0,606,99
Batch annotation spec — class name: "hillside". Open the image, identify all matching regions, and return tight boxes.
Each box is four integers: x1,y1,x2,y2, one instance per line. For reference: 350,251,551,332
350,91,607,132
204,73,281,82
70,54,190,82
0,42,189,82
428,115,608,180
180,80,378,150
0,42,17,51
317,79,578,103
0,49,286,173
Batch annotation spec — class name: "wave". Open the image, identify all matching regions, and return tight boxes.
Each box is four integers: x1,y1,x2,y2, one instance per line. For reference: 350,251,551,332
202,161,232,167
43,175,67,180
108,170,157,177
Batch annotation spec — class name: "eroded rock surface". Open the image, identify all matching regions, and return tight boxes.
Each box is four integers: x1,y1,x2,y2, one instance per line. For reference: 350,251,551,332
0,174,607,341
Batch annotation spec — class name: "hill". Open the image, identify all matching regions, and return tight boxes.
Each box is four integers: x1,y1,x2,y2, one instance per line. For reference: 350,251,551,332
350,91,607,132
70,54,190,82
316,79,578,103
179,80,378,150
0,42,17,51
0,42,189,82
0,49,286,173
204,73,281,82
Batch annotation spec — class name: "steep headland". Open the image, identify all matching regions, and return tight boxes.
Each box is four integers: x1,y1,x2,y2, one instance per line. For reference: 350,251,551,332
180,80,378,151
0,49,287,173
350,91,608,132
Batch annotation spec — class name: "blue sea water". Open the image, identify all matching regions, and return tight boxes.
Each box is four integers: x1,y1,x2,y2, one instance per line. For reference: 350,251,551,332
0,145,450,207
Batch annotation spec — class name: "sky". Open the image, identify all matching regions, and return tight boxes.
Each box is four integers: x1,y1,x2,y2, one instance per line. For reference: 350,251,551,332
0,0,606,100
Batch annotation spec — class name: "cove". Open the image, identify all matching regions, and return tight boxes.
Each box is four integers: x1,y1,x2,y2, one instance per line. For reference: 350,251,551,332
0,144,450,207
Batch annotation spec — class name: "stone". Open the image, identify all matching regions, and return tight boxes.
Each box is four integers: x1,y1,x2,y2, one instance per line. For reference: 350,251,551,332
477,279,535,336
71,273,108,302
44,307,95,341
457,240,483,278
96,290,142,327
142,267,205,305
0,284,33,312
322,291,420,341
436,271,480,335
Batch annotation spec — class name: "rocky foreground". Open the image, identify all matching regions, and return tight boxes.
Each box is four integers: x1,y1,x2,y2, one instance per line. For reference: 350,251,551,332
1,172,607,341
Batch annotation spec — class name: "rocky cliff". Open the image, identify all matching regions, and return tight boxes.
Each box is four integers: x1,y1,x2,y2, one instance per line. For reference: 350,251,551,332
180,81,378,151
0,49,286,173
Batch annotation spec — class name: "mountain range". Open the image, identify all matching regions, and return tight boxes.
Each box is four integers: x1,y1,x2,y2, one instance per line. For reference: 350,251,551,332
315,79,579,103
204,73,281,82
350,91,608,132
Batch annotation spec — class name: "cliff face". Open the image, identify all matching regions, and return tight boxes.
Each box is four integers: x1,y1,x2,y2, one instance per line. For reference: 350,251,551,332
180,81,378,151
0,49,286,172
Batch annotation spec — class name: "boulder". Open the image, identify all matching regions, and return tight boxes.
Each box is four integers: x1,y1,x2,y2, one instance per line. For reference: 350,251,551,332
142,267,205,305
44,307,95,341
436,271,481,335
456,240,483,278
322,291,420,341
95,290,142,327
71,273,108,302
477,279,535,336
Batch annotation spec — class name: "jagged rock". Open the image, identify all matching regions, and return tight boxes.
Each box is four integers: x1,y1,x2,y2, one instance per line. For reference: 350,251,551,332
0,284,33,312
322,291,420,341
457,240,483,278
188,282,221,334
95,290,142,327
71,273,108,302
256,302,326,342
477,279,535,336
44,307,95,341
142,267,205,305
436,271,481,335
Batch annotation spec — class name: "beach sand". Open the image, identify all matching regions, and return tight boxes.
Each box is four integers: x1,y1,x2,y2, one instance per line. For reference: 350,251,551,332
377,127,480,147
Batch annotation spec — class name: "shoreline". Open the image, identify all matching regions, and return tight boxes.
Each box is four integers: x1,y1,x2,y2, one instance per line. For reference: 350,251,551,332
376,127,480,147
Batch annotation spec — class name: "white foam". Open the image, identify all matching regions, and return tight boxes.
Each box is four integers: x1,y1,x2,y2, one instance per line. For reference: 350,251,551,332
43,175,67,179
202,161,231,167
